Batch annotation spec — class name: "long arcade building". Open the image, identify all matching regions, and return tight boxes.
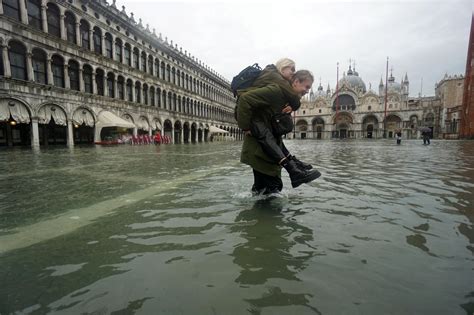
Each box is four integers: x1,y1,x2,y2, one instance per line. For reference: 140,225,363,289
0,0,239,147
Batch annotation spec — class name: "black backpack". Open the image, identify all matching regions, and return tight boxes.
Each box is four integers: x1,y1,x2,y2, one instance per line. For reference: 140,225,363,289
230,63,262,97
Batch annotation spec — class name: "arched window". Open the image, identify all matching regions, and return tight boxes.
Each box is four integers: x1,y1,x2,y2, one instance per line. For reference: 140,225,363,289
169,92,174,111
172,67,176,85
114,38,122,62
141,52,146,73
27,0,42,30
104,33,113,59
83,64,93,93
68,60,80,91
8,41,27,80
126,79,133,101
148,56,153,75
93,27,102,54
133,48,139,69
95,69,104,95
117,76,124,100
65,12,76,44
181,73,185,88
143,84,148,105
150,86,155,106
157,88,161,108
162,90,167,109
107,73,114,98
135,81,141,103
160,61,165,79
47,3,61,37
154,59,159,77
3,0,20,21
51,55,64,87
124,43,131,66
80,20,90,49
32,48,47,84
166,64,171,82
177,70,181,87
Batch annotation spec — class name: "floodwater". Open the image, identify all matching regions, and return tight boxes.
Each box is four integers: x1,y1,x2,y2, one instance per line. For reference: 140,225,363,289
0,139,473,315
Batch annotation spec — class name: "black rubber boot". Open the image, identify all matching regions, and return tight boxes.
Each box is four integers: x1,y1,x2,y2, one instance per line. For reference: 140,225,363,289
281,159,321,188
251,120,286,163
290,155,313,170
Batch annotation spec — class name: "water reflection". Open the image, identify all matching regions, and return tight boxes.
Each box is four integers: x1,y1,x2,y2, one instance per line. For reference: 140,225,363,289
231,198,321,314
0,140,473,314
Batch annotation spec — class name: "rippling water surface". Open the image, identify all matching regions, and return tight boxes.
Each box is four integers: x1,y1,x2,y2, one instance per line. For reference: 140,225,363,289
0,140,473,314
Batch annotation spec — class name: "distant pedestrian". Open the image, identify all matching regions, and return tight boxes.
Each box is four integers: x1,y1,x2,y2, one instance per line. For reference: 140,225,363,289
422,130,431,145
395,130,402,145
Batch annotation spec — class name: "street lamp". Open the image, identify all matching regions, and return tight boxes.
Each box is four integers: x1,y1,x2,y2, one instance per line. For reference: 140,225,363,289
293,110,296,139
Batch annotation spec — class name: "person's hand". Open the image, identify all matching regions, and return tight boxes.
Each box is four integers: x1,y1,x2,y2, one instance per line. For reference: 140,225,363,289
244,130,252,136
282,105,292,113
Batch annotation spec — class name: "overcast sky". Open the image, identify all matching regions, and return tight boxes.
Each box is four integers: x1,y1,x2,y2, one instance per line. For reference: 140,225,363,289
118,0,471,97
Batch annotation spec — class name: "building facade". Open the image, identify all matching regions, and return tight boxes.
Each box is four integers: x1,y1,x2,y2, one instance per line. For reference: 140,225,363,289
460,14,474,139
293,65,444,140
435,74,464,139
0,0,238,148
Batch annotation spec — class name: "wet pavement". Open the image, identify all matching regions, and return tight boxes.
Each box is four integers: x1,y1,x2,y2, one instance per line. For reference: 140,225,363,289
0,139,473,314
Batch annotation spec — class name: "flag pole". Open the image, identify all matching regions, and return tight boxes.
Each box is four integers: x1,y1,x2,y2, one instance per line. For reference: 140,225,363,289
384,57,389,138
335,62,339,138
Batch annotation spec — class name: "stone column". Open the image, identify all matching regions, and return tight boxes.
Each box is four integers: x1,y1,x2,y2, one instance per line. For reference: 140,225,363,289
60,11,66,40
113,78,117,98
130,46,134,68
46,57,53,85
101,35,106,56
131,81,135,102
41,4,48,33
78,68,84,92
64,64,70,89
2,44,11,78
75,22,81,46
19,0,29,24
26,52,34,81
171,126,174,144
67,120,74,147
0,0,3,15
88,29,94,51
102,75,106,96
133,127,137,137
31,117,40,148
91,71,97,94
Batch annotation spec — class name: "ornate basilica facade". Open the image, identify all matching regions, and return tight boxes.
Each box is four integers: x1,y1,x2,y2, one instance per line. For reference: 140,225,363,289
0,0,238,147
293,65,452,140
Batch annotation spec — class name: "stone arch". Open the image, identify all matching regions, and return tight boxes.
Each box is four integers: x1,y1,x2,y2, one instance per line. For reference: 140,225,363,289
72,107,95,144
312,116,325,139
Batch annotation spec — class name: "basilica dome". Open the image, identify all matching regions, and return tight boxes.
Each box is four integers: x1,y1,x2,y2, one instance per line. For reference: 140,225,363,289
338,66,367,93
387,75,402,93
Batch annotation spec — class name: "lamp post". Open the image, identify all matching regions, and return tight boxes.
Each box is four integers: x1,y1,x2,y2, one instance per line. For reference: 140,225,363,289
383,57,389,138
293,110,296,139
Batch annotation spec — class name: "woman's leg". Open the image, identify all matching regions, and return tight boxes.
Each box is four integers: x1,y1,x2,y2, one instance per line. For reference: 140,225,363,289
252,169,283,195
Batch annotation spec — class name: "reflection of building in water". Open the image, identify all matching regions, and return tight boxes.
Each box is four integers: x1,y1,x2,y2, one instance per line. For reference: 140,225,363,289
0,0,237,147
294,63,464,140
231,200,321,314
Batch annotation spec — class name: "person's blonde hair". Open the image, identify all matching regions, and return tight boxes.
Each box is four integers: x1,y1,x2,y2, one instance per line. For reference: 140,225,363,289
275,58,295,74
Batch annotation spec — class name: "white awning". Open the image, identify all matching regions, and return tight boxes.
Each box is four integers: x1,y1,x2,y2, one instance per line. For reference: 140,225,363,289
96,111,136,129
152,120,162,130
209,125,229,134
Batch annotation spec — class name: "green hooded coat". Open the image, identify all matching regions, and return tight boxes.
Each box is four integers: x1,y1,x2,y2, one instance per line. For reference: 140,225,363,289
237,83,294,177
